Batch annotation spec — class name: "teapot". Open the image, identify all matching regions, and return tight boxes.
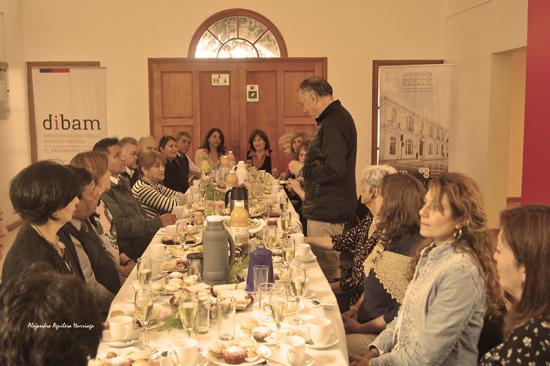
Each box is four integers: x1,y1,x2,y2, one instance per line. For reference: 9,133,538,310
224,186,249,212
202,215,236,285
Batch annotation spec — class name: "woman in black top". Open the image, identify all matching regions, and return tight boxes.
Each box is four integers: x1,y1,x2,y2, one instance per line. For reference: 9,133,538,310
481,205,550,365
159,135,190,193
341,173,426,356
2,161,84,284
247,129,272,174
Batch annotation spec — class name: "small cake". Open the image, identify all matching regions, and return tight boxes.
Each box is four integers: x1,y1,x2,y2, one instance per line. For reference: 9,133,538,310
240,318,259,333
223,345,246,364
168,277,183,288
252,326,271,342
169,271,184,279
208,343,226,358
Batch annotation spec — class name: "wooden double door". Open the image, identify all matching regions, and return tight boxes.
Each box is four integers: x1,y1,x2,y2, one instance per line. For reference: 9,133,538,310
148,58,326,170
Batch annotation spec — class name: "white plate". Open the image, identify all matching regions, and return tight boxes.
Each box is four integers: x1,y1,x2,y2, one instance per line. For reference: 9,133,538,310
307,336,339,350
200,345,271,366
102,330,141,347
272,352,315,366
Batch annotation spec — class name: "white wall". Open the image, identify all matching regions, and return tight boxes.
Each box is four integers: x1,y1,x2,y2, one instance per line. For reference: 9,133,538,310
444,0,527,226
18,0,445,194
0,0,30,225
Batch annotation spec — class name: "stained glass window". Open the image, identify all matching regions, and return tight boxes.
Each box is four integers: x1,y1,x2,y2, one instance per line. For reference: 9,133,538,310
194,14,283,58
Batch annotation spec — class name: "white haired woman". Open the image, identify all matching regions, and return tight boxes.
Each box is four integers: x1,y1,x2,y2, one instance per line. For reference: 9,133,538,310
305,165,397,305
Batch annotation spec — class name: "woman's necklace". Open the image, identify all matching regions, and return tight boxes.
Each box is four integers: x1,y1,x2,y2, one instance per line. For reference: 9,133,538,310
31,224,72,271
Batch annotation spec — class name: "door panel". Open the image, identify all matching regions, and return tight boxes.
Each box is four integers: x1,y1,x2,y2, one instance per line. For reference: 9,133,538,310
149,58,326,172
243,71,278,163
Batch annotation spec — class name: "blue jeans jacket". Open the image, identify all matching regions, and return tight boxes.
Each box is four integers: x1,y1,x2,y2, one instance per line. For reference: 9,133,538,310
370,241,486,366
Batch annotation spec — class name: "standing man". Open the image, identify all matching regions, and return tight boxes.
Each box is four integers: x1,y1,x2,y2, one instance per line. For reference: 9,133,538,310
120,136,140,187
298,77,357,282
93,137,176,260
176,131,201,180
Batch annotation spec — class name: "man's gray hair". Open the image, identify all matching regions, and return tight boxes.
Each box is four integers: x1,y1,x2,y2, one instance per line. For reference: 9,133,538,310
120,136,138,147
298,77,333,97
360,164,398,189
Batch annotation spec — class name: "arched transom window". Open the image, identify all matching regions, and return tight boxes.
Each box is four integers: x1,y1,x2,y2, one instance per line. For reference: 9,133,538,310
189,9,288,58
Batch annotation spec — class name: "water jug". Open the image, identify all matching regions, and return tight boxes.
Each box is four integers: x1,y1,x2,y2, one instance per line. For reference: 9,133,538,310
224,186,249,212
202,215,236,285
245,245,274,292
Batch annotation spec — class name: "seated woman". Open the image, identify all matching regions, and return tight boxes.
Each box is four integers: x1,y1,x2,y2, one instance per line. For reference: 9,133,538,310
352,173,502,366
70,150,135,277
302,165,397,305
2,161,84,283
195,128,226,170
281,131,309,179
132,150,186,218
342,173,425,356
481,205,550,365
246,129,273,174
159,135,190,193
0,266,102,366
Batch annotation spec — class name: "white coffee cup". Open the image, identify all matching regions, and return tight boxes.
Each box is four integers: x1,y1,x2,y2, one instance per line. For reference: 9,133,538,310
308,317,333,346
150,243,166,259
170,337,198,366
297,314,316,342
296,243,312,259
282,335,306,365
109,315,133,340
166,224,177,237
290,233,305,246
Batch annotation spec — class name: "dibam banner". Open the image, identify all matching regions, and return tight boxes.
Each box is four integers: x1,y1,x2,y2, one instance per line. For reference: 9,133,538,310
31,67,107,163
378,64,453,180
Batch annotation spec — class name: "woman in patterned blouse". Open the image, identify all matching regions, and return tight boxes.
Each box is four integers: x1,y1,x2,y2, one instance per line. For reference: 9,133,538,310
343,173,425,356
132,151,186,218
305,164,397,305
481,205,550,365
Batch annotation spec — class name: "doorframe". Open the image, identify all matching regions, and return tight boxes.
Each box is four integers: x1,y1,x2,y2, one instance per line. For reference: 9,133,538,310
371,59,444,164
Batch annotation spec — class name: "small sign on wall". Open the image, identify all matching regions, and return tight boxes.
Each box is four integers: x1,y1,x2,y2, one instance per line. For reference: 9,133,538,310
211,73,230,86
247,84,259,102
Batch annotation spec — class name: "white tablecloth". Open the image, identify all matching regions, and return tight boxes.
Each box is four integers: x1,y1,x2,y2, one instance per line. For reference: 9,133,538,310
98,199,348,365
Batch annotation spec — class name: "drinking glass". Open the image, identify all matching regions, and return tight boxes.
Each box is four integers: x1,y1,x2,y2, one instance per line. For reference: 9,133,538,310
269,286,287,330
137,256,152,289
176,219,189,244
216,294,237,341
258,282,274,320
281,211,292,235
289,265,308,309
279,196,289,214
195,290,211,334
282,237,295,268
134,288,153,350
265,226,277,250
253,265,269,294
178,292,198,338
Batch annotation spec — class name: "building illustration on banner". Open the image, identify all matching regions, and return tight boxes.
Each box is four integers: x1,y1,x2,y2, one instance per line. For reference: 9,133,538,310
378,65,452,180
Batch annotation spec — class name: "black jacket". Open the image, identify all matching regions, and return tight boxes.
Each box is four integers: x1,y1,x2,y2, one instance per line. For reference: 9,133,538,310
302,100,357,223
163,154,190,194
61,221,121,295
2,223,84,284
101,180,162,260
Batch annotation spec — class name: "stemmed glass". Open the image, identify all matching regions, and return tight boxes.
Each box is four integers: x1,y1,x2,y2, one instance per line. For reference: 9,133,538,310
268,285,287,332
137,256,152,290
289,264,307,309
134,288,154,350
178,292,198,338
281,236,295,268
281,211,292,236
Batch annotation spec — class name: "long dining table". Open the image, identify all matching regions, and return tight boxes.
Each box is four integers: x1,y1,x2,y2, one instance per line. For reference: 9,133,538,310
95,193,349,366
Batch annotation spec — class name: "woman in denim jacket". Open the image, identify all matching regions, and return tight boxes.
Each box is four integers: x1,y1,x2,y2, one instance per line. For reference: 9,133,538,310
351,173,502,366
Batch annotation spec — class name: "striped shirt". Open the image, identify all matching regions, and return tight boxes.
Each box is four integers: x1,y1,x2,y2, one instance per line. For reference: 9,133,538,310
132,177,186,218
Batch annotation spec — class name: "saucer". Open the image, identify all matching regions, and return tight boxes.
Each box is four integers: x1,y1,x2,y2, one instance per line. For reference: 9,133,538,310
102,330,141,347
307,336,339,350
